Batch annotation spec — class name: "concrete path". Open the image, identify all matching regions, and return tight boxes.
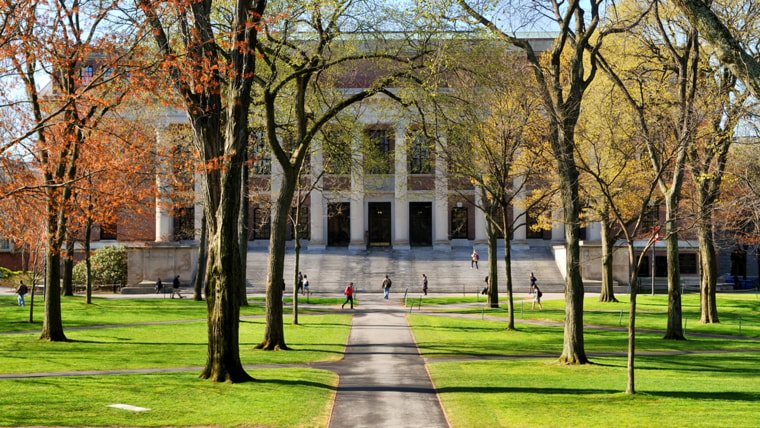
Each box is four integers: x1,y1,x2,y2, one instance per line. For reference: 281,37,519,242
326,295,450,428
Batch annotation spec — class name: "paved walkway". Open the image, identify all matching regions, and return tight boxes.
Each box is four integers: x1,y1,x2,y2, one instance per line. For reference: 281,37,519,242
325,295,449,428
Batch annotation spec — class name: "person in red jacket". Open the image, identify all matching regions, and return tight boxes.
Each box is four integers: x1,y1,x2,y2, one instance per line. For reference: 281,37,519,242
341,282,355,309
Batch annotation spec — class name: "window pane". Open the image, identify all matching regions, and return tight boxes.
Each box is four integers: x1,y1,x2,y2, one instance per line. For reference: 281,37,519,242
409,130,433,174
451,207,468,239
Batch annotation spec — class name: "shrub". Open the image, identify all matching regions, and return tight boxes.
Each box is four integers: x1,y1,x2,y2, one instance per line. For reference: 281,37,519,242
72,246,128,286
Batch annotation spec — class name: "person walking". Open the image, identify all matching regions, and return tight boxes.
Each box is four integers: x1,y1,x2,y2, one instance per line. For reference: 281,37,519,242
154,278,163,294
302,274,309,296
381,275,392,299
421,274,428,295
471,249,479,269
531,284,543,310
530,272,537,288
297,271,304,295
172,275,183,299
481,276,488,295
341,282,355,309
16,280,28,307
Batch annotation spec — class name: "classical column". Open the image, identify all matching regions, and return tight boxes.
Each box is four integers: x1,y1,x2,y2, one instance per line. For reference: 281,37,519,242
309,139,326,250
155,127,173,242
393,124,410,250
434,135,450,250
349,135,365,251
474,189,487,246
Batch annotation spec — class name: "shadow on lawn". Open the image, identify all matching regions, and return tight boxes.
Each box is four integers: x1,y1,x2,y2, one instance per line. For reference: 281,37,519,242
256,377,337,391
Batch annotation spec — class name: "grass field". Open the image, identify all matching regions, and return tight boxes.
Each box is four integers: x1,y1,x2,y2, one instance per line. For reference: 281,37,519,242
408,300,760,428
2,292,759,427
426,354,760,428
0,296,349,427
415,294,760,338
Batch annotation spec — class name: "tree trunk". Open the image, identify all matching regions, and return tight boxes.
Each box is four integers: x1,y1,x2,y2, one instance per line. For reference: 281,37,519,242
663,196,685,340
85,218,93,305
239,160,250,307
557,147,589,364
40,241,66,341
200,130,252,382
697,213,719,323
201,236,252,382
193,213,208,301
625,241,639,394
486,212,499,309
257,168,296,350
599,216,618,302
62,236,75,296
502,216,515,330
293,233,301,325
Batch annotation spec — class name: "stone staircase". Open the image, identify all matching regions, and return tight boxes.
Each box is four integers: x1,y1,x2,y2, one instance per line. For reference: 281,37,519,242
244,244,567,295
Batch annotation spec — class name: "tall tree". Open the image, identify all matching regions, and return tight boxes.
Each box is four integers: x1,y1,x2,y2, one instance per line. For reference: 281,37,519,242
456,0,610,363
251,0,429,350
0,0,145,341
430,43,554,327
137,0,266,381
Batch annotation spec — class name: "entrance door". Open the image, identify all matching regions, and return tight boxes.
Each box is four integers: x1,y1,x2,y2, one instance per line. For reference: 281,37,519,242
327,203,350,246
368,202,391,246
409,202,432,246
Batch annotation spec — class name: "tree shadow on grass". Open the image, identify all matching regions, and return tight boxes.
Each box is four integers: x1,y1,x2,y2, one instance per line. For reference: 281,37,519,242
255,377,337,391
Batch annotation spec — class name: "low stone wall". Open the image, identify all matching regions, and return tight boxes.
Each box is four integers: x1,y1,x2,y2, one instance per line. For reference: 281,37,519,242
127,244,198,287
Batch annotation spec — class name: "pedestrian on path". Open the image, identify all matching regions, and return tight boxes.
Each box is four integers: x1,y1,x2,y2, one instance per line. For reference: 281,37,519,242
16,280,27,307
297,271,304,295
172,275,183,299
421,273,428,295
471,249,479,269
154,278,163,294
481,276,488,295
531,284,543,310
302,274,309,296
382,275,392,299
530,272,537,288
342,282,355,309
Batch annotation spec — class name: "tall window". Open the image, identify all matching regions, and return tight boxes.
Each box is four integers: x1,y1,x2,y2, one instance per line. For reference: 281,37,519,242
450,207,468,239
323,128,351,175
526,211,544,239
251,132,271,175
100,221,117,240
253,207,271,239
364,128,393,174
409,129,433,174
173,206,195,241
642,203,660,234
81,65,93,85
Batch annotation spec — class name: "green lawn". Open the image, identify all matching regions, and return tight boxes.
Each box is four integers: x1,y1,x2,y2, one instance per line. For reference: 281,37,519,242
0,297,349,427
0,369,336,427
408,314,760,358
427,354,760,428
0,313,350,374
423,294,760,338
0,295,337,332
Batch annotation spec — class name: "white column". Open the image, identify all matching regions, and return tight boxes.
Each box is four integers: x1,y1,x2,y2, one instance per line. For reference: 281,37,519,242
349,136,365,250
434,135,450,250
474,189,487,245
393,125,410,250
309,139,326,250
552,208,565,243
155,127,173,242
